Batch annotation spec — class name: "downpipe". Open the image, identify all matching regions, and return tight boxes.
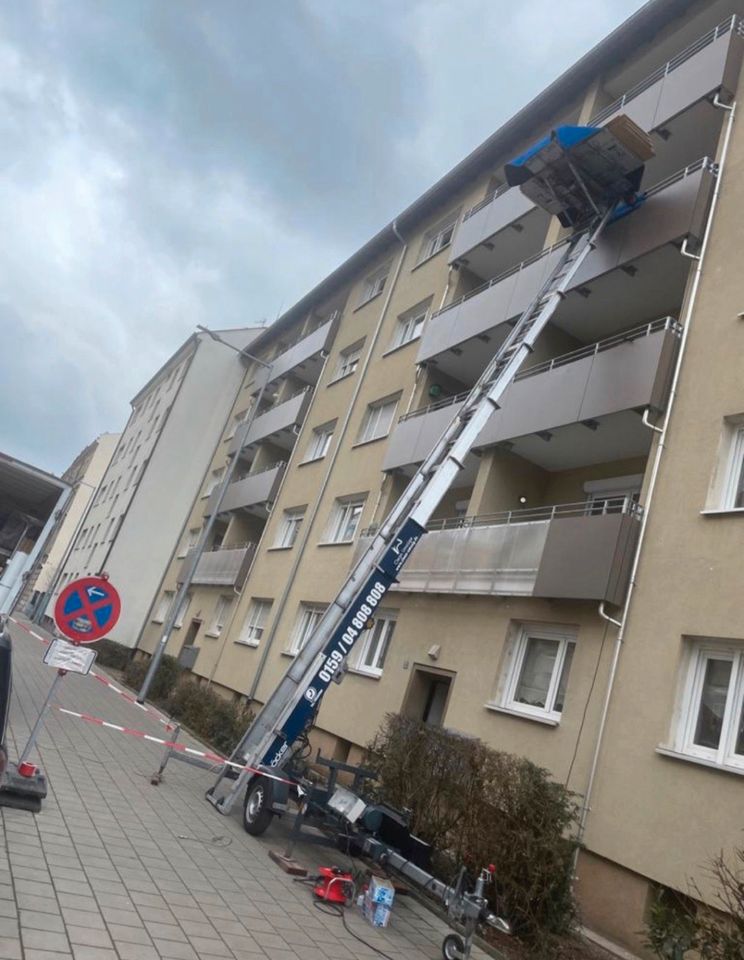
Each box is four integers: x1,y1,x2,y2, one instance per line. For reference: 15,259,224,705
575,99,737,860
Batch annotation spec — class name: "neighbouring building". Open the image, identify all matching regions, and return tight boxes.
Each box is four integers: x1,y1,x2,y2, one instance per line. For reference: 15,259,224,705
0,452,71,615
18,432,119,619
52,327,261,648
138,1,744,953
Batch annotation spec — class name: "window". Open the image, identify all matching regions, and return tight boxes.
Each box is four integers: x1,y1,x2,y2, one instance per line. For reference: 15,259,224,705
153,591,174,624
584,474,642,515
672,641,744,770
304,421,336,463
79,528,89,550
274,508,305,549
105,517,117,541
178,528,200,558
174,593,191,629
290,603,326,654
208,596,233,637
497,625,576,722
333,341,364,382
357,396,399,445
391,301,429,350
359,265,390,307
723,427,744,509
238,599,272,647
354,612,397,676
95,485,107,506
417,212,458,264
204,467,225,497
323,496,366,544
226,409,249,441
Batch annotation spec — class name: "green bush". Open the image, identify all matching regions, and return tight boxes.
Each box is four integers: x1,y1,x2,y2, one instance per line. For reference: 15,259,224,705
364,713,579,947
92,638,132,671
123,653,181,702
166,681,253,756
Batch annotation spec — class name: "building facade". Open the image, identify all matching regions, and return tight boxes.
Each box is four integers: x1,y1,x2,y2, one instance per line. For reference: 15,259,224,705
138,1,744,952
20,432,119,618
53,328,260,648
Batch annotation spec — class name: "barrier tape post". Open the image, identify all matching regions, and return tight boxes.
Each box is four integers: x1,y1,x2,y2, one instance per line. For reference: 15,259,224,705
151,723,181,785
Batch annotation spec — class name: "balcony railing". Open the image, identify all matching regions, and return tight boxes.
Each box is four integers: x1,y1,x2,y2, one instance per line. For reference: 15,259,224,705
206,462,286,516
357,498,641,605
232,386,312,451
180,543,257,588
266,313,338,385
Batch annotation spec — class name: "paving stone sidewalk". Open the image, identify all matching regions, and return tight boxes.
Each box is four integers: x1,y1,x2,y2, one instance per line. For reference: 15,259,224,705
1,617,490,960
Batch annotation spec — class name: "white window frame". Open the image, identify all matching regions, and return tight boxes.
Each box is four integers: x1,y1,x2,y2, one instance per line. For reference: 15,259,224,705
174,593,191,629
416,211,459,265
303,421,335,463
391,301,429,350
497,624,576,723
583,474,643,515
333,341,364,382
207,595,233,638
723,427,744,510
226,409,249,441
358,265,390,307
153,591,174,624
672,641,744,771
178,527,200,559
354,612,397,677
274,508,305,549
289,603,327,655
322,496,366,545
237,599,272,647
357,396,399,445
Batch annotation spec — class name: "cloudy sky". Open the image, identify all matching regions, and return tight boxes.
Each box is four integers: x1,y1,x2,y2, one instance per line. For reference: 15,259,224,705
0,0,646,475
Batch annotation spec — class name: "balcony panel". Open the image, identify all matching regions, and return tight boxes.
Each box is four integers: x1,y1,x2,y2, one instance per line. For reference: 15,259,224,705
383,400,464,472
267,318,336,385
179,544,257,588
207,463,285,517
357,502,641,604
241,389,312,450
419,162,714,368
448,21,740,266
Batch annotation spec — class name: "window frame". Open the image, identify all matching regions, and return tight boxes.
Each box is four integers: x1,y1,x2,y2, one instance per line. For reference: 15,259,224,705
274,508,305,549
289,603,327,655
674,640,744,771
322,496,366,545
174,593,191,629
723,427,744,509
237,599,272,647
203,467,225,498
497,624,577,723
353,611,397,677
390,300,430,350
332,341,364,383
303,421,336,463
416,211,459,265
153,590,174,624
358,264,390,307
207,595,233,638
356,396,399,445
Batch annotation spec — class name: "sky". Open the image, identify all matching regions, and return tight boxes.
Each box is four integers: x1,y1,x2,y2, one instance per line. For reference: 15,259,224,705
0,0,647,475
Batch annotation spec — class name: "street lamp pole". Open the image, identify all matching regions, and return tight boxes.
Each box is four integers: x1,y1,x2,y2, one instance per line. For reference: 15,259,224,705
137,328,272,702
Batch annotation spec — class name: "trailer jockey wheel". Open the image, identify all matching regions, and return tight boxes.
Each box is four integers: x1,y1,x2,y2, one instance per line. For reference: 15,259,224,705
243,778,273,836
442,933,466,959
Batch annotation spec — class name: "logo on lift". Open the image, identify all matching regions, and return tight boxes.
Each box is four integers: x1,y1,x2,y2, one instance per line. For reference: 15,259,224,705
304,687,318,703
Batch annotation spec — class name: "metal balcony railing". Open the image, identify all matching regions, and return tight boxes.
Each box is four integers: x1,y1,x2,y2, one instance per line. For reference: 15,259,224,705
189,543,257,587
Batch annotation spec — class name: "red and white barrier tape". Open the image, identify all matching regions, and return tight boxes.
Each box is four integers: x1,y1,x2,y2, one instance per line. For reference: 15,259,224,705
54,706,298,788
9,616,174,730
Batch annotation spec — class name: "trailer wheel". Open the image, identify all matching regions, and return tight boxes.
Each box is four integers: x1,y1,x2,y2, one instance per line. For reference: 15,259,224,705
242,778,273,836
442,933,465,960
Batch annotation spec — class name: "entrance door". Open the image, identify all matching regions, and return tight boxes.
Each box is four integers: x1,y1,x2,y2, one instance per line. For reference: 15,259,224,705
178,618,202,670
401,667,454,728
182,618,201,650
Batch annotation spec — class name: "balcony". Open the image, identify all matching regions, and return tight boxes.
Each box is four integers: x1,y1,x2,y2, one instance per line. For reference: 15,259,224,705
178,543,257,589
206,462,285,517
385,318,680,472
419,159,714,380
266,315,337,386
357,499,641,606
449,17,742,269
230,387,312,455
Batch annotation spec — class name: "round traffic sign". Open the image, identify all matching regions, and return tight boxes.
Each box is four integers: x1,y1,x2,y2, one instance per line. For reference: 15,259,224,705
54,577,121,643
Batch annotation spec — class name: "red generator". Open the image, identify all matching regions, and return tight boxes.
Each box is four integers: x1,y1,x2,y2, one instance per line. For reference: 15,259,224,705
313,866,353,905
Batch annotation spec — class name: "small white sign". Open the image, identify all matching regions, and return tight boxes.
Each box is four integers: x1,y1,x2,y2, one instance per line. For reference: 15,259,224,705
43,638,97,675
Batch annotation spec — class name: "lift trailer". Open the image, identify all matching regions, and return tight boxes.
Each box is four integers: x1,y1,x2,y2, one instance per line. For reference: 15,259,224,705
203,116,653,833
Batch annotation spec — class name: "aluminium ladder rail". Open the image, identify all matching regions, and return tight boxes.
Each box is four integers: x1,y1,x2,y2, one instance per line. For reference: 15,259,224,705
208,206,614,815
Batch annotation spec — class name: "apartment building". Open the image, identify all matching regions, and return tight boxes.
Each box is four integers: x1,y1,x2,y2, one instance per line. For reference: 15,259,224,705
53,327,260,647
138,0,744,951
19,432,119,619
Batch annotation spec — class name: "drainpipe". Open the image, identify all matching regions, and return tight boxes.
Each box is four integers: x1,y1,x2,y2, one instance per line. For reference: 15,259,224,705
575,101,737,857
243,221,409,703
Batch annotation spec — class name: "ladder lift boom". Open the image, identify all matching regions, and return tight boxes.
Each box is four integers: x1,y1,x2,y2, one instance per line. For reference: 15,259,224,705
207,116,654,823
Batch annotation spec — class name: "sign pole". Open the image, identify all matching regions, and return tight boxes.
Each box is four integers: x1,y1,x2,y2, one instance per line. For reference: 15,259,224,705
18,668,66,765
